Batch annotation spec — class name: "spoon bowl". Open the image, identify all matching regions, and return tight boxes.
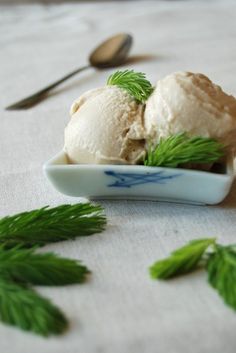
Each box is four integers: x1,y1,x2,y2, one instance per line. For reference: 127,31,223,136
89,33,133,68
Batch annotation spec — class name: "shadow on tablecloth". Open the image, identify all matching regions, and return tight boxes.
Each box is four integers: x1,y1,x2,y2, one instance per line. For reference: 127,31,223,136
219,179,236,209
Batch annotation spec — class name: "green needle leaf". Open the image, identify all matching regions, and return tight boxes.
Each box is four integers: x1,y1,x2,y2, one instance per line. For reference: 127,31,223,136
144,133,225,168
107,69,153,103
0,203,106,248
207,245,236,310
150,238,216,279
0,245,90,286
0,279,68,336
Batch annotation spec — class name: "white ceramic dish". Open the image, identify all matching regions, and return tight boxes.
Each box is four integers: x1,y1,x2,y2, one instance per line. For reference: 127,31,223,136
43,151,235,205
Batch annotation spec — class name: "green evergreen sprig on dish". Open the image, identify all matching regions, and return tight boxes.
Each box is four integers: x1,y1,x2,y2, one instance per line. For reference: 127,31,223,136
150,238,236,311
144,133,225,168
107,69,153,103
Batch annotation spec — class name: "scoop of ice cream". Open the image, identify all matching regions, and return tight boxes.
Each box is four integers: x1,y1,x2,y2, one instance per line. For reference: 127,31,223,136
144,72,236,152
64,86,146,164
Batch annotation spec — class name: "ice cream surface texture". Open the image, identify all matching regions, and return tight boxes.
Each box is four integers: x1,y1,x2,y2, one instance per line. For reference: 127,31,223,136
144,72,236,151
64,86,146,164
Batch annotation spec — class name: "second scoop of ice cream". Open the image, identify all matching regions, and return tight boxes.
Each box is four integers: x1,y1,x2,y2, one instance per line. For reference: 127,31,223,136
144,71,236,152
64,86,146,164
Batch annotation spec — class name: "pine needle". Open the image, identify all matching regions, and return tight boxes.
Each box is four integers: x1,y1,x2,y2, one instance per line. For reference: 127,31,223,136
107,69,153,103
0,203,106,248
144,133,225,168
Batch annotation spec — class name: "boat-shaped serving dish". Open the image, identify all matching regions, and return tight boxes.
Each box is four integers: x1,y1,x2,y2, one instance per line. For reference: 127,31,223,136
44,151,235,205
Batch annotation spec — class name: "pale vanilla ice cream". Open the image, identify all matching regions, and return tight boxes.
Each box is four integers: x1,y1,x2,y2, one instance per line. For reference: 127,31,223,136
144,72,236,152
64,86,146,164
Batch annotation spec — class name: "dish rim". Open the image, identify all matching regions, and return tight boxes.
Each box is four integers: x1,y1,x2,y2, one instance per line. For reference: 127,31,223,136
44,150,234,180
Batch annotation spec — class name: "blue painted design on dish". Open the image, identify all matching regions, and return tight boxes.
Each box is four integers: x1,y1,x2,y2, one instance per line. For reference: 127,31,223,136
105,170,182,188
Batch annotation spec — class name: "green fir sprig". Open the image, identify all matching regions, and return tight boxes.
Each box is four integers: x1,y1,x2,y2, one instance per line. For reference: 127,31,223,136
0,203,106,336
150,238,215,279
0,279,68,336
207,245,236,309
0,203,106,248
144,133,225,168
107,69,153,103
0,245,89,286
150,238,236,311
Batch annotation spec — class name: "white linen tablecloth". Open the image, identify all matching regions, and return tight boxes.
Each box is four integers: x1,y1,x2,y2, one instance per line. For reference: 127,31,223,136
1,1,236,352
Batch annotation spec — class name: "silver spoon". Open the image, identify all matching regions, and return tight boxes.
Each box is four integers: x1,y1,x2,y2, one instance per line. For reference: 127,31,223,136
6,33,133,110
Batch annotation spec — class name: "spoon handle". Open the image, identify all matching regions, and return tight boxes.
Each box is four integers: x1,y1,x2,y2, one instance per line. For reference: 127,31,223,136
5,65,90,110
